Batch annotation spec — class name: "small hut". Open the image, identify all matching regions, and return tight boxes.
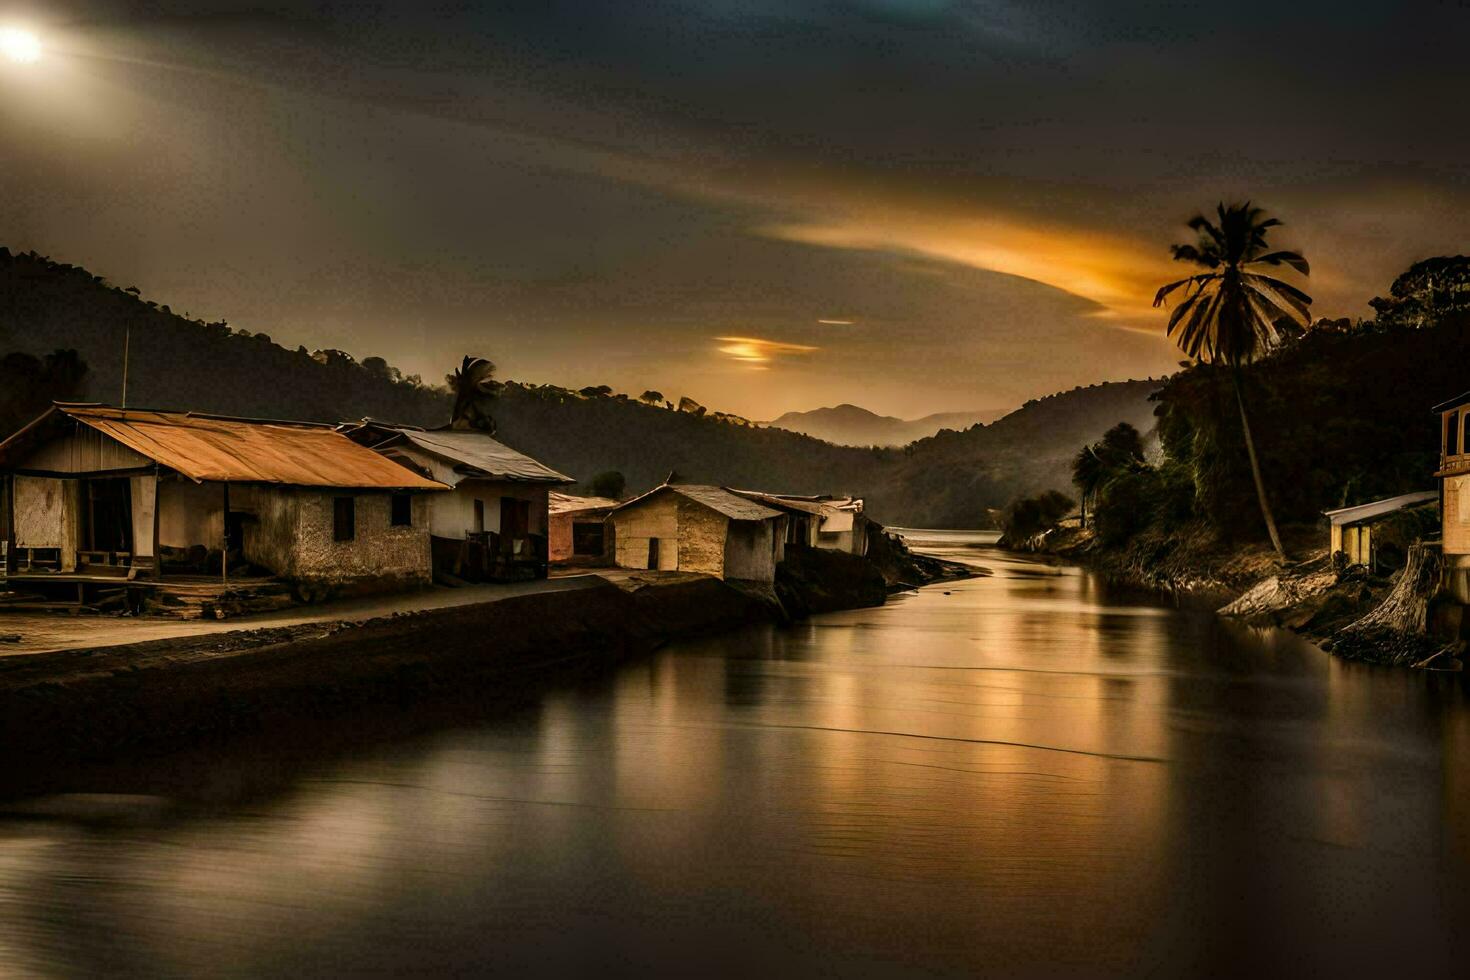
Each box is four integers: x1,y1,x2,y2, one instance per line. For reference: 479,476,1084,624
1323,491,1437,571
548,492,619,566
340,422,574,582
607,484,786,582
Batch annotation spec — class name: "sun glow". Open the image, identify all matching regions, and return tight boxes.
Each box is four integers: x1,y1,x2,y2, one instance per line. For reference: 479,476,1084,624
0,27,41,64
716,336,819,367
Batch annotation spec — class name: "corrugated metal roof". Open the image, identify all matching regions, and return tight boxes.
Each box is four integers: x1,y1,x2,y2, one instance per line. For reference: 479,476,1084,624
387,429,574,484
12,406,447,489
549,492,620,515
1322,490,1437,527
614,484,783,522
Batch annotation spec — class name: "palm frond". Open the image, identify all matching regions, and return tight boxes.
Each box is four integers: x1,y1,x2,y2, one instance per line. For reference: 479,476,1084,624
1154,273,1214,306
1251,251,1310,275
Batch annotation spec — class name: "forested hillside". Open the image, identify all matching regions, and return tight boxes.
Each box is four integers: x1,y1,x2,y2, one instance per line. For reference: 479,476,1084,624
1078,256,1470,551
0,247,1159,526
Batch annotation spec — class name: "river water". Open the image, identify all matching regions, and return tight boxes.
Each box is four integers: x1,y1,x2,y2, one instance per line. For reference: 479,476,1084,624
3,533,1469,977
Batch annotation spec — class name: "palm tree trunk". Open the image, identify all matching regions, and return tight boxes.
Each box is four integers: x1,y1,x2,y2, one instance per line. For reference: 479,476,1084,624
1231,368,1285,558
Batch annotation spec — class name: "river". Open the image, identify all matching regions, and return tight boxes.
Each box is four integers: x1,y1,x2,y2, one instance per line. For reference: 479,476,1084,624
3,533,1469,977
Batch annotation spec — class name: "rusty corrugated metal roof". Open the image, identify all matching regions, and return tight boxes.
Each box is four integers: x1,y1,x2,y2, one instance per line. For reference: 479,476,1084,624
31,406,447,489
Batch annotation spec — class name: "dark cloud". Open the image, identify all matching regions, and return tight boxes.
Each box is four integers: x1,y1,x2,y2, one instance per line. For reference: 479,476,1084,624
2,1,1463,416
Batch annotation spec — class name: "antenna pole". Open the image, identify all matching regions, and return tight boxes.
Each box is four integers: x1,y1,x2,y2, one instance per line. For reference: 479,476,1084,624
121,327,130,408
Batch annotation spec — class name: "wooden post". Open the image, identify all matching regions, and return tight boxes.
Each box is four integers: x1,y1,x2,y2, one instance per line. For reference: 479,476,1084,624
3,473,15,581
221,481,230,589
151,467,162,580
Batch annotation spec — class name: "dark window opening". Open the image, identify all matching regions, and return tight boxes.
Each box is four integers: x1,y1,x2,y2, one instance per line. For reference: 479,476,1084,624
333,496,356,542
473,499,485,534
500,497,531,538
391,492,413,527
1449,412,1462,456
572,521,605,556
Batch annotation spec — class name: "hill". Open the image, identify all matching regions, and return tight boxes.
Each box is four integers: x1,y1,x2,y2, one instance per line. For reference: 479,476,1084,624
0,247,1160,527
870,380,1162,527
765,404,1008,447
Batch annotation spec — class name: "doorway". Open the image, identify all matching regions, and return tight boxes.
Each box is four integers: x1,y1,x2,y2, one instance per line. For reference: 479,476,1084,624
82,477,133,557
647,537,660,569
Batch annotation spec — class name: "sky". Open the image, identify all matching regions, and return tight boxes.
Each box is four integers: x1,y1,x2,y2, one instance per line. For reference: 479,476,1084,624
2,1,1468,420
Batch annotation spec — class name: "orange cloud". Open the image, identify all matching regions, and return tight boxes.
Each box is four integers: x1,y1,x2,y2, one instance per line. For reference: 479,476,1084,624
716,335,819,367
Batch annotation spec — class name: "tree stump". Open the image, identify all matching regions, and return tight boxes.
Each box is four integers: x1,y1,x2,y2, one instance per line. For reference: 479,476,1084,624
1331,543,1449,665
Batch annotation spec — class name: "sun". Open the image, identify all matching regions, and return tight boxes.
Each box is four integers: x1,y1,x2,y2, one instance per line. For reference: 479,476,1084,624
0,27,41,65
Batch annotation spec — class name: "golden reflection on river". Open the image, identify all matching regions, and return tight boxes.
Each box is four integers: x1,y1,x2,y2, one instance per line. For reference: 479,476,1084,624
1,533,1468,977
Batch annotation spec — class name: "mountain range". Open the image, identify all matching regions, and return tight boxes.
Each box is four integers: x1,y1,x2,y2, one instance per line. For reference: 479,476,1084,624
0,247,1163,527
765,404,1009,447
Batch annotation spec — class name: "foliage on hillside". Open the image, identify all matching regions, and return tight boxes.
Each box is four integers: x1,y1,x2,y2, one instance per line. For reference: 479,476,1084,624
1083,257,1470,549
1,246,1162,527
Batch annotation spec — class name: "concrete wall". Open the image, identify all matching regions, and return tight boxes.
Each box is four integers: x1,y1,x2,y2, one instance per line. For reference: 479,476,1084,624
288,490,431,593
429,480,548,540
723,518,782,582
374,443,547,542
676,497,728,576
612,493,681,571
1445,476,1470,556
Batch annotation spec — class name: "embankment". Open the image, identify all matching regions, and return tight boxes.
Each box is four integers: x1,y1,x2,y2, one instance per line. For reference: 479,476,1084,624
0,578,771,784
1013,523,1461,669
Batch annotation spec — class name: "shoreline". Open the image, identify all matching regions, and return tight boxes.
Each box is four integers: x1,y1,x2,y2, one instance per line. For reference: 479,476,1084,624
1003,527,1461,670
0,550,973,795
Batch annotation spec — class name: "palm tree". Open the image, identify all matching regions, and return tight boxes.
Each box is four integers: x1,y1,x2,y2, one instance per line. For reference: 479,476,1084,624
1153,202,1311,556
449,355,501,433
1071,422,1148,530
1071,445,1104,529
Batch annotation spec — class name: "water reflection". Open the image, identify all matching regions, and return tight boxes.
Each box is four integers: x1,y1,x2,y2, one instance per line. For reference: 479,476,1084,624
2,534,1468,976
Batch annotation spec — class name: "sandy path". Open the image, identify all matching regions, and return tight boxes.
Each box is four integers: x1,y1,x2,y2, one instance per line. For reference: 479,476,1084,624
0,574,605,656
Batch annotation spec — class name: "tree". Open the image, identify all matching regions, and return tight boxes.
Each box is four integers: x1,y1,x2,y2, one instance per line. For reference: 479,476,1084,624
588,470,626,499
0,349,90,438
1153,202,1312,556
449,356,501,433
999,489,1075,544
1071,446,1104,529
640,390,664,406
1369,256,1470,330
1071,422,1147,529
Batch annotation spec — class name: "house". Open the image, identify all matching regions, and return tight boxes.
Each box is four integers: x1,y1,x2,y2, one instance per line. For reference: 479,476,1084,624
0,404,445,598
607,483,787,582
340,422,573,581
548,492,619,565
1323,491,1437,571
1436,391,1470,600
727,490,874,555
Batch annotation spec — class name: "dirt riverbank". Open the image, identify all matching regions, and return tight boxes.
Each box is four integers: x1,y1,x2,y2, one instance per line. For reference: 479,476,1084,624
0,578,773,789
0,543,975,793
1010,523,1461,670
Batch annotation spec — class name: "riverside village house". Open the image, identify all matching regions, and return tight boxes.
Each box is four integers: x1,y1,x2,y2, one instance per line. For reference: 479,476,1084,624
339,421,574,582
1436,391,1470,602
547,491,620,566
607,483,787,583
0,404,445,603
727,489,874,556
